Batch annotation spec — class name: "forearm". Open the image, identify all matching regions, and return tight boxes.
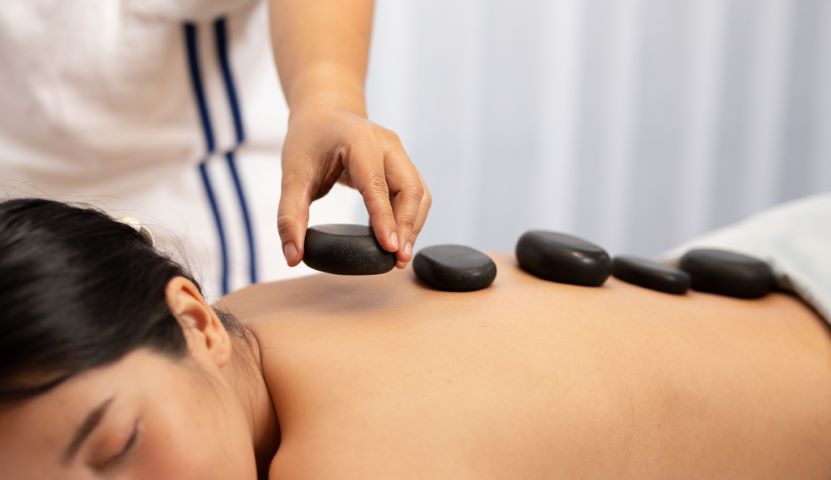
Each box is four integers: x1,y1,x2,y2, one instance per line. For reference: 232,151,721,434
268,0,428,269
268,0,373,116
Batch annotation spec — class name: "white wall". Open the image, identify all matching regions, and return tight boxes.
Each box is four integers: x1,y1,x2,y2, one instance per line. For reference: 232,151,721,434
366,0,831,257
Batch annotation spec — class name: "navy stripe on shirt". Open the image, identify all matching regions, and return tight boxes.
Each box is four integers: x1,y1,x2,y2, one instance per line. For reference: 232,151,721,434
215,17,258,285
184,22,231,295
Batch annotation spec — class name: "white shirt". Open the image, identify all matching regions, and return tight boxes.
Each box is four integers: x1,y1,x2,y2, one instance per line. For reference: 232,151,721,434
0,0,360,300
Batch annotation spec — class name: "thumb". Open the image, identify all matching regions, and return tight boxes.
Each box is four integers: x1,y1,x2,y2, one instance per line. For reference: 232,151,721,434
277,174,312,267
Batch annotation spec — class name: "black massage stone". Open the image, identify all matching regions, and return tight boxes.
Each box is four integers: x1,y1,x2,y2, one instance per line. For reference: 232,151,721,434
612,255,690,295
413,244,497,292
679,248,774,299
303,224,396,275
515,230,611,286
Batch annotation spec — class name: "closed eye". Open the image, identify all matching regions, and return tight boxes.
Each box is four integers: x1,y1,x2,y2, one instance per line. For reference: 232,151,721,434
99,419,141,470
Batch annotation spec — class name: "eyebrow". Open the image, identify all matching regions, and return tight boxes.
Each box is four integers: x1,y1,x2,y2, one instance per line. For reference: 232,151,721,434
60,396,115,466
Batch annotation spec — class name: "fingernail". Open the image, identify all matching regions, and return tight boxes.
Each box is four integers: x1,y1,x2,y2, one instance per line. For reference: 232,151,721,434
283,242,298,264
390,231,400,250
404,242,413,258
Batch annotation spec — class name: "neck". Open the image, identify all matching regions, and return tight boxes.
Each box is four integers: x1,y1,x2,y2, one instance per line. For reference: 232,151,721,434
225,329,280,475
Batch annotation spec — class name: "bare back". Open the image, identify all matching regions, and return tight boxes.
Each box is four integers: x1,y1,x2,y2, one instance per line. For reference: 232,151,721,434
220,254,831,479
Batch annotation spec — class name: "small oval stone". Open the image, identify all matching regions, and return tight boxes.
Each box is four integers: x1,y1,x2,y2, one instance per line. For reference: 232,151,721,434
515,230,611,286
612,255,690,295
679,248,774,299
413,245,497,292
303,224,396,275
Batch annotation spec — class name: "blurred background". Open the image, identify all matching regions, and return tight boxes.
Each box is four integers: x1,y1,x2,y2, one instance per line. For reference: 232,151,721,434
364,0,831,257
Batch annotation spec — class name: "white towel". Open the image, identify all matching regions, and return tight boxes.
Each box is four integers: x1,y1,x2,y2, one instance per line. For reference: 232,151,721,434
662,193,831,324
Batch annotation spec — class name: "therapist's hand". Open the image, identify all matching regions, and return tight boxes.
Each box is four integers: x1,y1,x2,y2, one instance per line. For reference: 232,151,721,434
277,105,431,269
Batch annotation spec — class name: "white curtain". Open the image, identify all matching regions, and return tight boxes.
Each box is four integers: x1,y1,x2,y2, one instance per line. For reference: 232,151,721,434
366,0,831,257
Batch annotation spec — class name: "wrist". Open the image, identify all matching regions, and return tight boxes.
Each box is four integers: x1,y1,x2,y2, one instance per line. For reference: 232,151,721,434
285,62,367,118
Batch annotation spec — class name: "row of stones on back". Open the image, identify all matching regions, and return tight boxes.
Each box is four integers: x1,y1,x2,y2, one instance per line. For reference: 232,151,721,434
302,224,775,298
411,231,776,297
515,230,776,298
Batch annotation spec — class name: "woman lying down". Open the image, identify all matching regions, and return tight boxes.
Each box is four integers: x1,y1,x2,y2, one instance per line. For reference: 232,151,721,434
1,197,830,479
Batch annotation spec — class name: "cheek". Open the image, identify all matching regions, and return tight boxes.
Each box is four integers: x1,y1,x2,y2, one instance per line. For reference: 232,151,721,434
133,378,259,479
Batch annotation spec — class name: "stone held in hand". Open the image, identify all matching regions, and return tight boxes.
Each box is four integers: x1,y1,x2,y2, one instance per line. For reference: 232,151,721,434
515,230,612,287
611,255,690,295
303,224,396,275
679,248,774,299
413,244,497,292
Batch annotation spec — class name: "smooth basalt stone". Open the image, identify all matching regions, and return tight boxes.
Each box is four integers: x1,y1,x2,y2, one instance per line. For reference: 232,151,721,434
515,230,611,286
413,244,497,292
612,255,690,295
679,248,774,299
303,224,396,275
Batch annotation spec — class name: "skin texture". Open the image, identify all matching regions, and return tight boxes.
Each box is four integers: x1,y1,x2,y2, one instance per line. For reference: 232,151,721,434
270,0,431,269
2,255,829,478
224,253,831,479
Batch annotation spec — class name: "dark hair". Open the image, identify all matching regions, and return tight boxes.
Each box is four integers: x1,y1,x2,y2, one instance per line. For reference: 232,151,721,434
0,198,244,402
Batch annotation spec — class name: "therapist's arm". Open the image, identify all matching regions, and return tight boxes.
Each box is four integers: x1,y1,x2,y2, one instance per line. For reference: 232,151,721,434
269,0,430,268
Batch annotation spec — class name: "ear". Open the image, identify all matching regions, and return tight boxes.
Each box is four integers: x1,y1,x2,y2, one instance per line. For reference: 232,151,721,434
165,276,232,369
